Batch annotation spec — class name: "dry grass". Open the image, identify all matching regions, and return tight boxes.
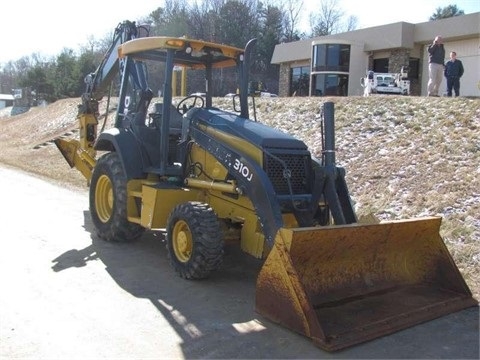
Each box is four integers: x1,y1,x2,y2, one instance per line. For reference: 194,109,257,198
1,95,479,299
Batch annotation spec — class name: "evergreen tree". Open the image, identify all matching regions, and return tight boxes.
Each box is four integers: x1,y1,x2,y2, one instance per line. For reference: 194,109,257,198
54,49,79,98
429,4,464,20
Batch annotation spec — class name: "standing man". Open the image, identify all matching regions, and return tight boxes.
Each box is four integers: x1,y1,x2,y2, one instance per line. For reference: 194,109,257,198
444,51,464,97
427,36,445,96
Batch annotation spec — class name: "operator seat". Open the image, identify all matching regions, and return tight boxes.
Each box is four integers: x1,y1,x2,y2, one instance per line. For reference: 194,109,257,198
149,103,183,135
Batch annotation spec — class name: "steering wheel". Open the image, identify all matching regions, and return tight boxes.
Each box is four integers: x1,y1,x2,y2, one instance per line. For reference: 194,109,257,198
176,95,205,115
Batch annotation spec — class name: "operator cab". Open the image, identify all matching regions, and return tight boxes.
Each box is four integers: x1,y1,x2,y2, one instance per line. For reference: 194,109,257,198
111,36,254,176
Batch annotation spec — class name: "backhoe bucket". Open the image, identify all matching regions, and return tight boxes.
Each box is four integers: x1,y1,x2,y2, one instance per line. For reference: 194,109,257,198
54,138,96,181
255,217,477,352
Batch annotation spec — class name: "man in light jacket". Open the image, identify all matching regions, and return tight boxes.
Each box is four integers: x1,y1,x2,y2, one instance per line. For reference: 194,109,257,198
427,36,445,97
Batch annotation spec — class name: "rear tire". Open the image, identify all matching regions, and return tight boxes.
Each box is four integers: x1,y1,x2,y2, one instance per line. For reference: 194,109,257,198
89,152,144,242
166,202,223,279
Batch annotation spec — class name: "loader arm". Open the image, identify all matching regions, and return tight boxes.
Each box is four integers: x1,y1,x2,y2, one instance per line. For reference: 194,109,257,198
189,125,284,246
318,102,357,225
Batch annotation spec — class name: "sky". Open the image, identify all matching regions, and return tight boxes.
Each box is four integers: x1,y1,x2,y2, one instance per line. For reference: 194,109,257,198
0,0,479,64
316,0,480,30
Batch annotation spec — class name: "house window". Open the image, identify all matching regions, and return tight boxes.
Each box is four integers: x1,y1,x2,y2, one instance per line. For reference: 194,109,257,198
290,66,310,96
311,74,349,96
373,58,389,73
409,58,420,79
312,44,350,72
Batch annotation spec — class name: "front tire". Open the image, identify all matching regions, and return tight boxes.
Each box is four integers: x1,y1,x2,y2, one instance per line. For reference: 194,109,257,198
166,202,223,279
89,152,144,242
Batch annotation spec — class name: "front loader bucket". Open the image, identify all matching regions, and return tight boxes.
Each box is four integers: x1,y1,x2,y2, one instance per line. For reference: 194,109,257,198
255,216,477,352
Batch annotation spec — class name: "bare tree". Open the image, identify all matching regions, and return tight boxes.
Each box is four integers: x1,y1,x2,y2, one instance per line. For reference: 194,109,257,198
281,0,304,42
345,15,358,32
309,0,343,36
188,0,223,40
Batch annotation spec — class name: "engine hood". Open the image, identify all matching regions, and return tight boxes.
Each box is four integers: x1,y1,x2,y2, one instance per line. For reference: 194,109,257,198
190,108,308,150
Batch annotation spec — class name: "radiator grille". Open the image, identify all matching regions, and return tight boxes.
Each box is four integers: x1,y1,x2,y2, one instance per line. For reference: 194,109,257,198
264,152,311,195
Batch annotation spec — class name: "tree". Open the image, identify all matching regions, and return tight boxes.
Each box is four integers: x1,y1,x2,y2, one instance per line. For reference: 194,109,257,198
0,62,16,94
429,4,464,20
309,0,343,36
148,0,190,37
1,0,287,101
54,49,79,99
282,0,304,42
18,65,55,103
249,2,284,94
75,51,98,96
217,0,260,47
213,0,261,95
187,0,222,41
345,15,358,32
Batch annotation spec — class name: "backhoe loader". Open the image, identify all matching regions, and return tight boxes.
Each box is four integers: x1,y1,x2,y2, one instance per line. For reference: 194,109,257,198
55,20,477,351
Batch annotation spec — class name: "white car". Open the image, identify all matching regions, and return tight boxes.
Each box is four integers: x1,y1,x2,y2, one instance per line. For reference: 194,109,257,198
260,92,278,98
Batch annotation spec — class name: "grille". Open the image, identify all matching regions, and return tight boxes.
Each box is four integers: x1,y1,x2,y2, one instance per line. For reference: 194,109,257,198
264,152,311,195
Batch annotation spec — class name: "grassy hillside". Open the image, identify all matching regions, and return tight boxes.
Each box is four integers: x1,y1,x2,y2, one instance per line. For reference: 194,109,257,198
1,95,479,299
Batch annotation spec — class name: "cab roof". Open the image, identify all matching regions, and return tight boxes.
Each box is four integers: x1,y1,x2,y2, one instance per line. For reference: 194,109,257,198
118,36,244,69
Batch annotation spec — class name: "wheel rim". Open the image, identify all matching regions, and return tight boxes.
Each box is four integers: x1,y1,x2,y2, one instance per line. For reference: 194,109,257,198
95,174,114,223
172,220,193,263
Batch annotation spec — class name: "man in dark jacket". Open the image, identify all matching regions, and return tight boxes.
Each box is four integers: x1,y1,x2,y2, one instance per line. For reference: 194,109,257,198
427,36,445,96
444,51,464,97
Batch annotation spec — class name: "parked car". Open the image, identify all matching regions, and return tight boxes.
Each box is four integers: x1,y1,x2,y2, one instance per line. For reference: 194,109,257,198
225,92,277,98
260,92,278,98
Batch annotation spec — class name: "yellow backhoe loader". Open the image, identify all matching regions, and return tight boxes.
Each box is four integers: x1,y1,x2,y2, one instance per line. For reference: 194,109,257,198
55,21,477,351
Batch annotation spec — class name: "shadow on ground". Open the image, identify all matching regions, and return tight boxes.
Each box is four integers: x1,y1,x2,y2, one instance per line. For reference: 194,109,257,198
50,210,480,359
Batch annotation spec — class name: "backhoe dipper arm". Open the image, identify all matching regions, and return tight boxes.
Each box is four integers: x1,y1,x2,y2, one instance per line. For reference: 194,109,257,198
81,20,140,113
